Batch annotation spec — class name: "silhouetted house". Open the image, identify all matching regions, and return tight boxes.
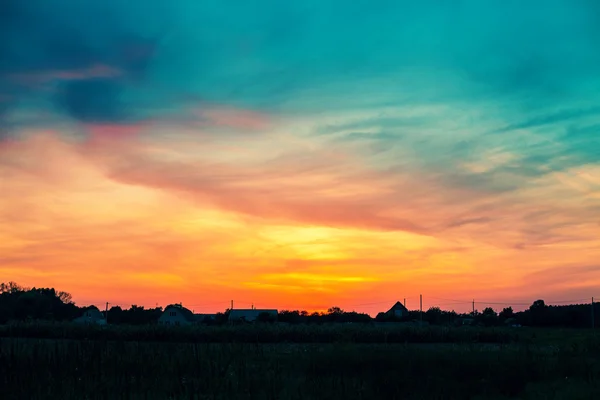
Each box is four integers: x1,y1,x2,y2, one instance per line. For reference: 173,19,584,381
73,306,107,325
228,309,278,323
385,301,408,318
158,304,214,326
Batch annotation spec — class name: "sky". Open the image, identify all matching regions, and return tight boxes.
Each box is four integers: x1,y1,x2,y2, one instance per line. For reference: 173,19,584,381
1,1,599,315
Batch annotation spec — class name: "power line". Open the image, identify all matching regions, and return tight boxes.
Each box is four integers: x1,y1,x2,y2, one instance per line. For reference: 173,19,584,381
183,301,231,307
546,298,590,304
475,301,530,306
428,296,472,304
431,302,471,307
347,299,401,308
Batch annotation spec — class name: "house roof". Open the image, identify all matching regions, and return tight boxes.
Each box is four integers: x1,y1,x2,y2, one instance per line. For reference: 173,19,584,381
386,301,408,313
163,305,216,322
164,304,196,322
74,305,105,320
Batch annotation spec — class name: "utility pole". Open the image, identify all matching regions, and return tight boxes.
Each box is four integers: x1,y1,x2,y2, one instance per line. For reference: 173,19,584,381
472,299,475,316
404,298,406,307
231,300,234,310
592,297,595,329
105,302,109,324
419,294,423,323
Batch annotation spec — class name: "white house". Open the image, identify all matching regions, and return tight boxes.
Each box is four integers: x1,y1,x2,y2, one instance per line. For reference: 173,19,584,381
158,304,214,326
73,306,107,325
228,309,278,323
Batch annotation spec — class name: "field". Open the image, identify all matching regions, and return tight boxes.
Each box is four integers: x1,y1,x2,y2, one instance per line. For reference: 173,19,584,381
1,323,599,399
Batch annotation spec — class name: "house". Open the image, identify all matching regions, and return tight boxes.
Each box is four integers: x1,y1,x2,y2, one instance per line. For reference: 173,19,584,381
73,306,107,325
158,304,214,326
228,309,278,323
385,301,409,318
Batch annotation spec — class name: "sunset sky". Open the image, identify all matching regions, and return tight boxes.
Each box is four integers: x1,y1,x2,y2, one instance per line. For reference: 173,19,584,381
1,1,599,314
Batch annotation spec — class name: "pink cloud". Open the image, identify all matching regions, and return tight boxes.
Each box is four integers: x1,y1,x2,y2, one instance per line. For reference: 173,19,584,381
9,64,123,87
198,108,271,130
86,123,147,141
0,130,90,182
82,142,430,234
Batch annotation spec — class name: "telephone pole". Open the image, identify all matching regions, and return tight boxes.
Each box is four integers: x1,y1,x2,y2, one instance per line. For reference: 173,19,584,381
105,302,109,324
419,294,423,322
472,299,475,316
231,300,234,310
404,298,406,307
592,297,595,329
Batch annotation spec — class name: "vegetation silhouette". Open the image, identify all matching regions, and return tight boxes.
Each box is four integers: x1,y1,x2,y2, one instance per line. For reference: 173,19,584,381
0,282,598,328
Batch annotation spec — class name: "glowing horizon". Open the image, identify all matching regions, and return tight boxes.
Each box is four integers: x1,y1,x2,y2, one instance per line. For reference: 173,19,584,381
1,1,599,316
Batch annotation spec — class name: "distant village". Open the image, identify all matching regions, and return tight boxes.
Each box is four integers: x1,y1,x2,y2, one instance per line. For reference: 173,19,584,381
74,301,415,326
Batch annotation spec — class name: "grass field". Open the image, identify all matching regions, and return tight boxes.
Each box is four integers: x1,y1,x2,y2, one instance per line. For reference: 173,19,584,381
1,324,599,399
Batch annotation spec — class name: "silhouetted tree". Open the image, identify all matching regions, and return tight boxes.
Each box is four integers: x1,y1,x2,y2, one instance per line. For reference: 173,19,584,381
57,291,73,304
480,307,498,327
214,311,229,325
530,300,546,311
104,305,162,325
256,312,277,323
279,310,303,324
0,281,25,294
529,300,547,326
425,307,443,325
0,283,78,323
499,307,514,323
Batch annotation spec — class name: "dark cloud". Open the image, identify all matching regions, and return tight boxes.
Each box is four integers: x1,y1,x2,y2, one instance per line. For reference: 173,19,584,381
0,1,167,129
57,79,126,123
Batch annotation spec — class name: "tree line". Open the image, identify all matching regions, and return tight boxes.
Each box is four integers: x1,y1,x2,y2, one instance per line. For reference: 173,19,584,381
1,282,597,328
0,282,162,325
373,299,598,328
